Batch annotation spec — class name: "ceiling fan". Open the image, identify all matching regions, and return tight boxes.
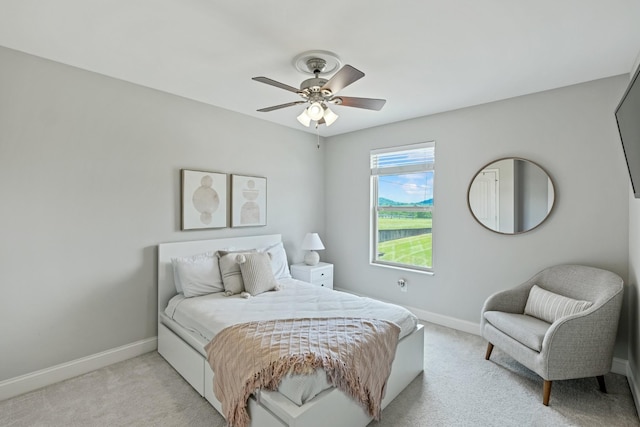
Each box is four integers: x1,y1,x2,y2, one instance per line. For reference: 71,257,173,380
252,55,386,128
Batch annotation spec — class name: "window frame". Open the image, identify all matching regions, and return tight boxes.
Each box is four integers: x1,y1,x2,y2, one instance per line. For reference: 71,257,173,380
370,142,435,273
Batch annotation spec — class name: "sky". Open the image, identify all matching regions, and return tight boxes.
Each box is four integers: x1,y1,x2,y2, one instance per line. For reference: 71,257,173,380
378,172,433,203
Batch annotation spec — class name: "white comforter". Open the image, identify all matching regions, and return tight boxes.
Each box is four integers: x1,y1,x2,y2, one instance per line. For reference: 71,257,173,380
165,278,418,342
164,278,418,406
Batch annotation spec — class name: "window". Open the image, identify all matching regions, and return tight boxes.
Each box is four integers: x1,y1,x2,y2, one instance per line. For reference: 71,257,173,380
370,142,434,272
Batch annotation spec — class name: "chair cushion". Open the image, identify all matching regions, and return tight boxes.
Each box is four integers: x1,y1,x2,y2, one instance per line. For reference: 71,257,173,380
524,285,593,324
483,311,551,352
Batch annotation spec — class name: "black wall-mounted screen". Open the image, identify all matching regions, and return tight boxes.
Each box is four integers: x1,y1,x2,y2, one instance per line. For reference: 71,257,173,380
616,64,640,198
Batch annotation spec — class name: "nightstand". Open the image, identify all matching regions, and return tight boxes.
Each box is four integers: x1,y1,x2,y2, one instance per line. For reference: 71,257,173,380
290,262,334,289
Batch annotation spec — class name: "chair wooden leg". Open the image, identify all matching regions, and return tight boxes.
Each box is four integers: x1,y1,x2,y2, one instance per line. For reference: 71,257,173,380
597,375,607,393
485,343,494,360
543,380,552,406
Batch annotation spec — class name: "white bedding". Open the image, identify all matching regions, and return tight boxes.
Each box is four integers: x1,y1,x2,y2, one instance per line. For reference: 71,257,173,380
163,278,418,406
165,278,418,341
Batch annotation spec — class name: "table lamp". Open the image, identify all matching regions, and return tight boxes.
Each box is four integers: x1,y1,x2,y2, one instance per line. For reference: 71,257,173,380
301,232,325,266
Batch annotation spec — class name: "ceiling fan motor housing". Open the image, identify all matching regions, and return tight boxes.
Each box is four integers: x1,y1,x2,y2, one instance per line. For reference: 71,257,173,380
299,77,331,102
300,77,328,90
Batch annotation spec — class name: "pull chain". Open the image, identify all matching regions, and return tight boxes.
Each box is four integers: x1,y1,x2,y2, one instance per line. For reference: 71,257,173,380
315,122,320,149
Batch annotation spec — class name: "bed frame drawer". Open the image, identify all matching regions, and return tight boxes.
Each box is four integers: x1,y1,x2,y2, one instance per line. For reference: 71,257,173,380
204,363,222,412
205,359,286,427
158,323,205,395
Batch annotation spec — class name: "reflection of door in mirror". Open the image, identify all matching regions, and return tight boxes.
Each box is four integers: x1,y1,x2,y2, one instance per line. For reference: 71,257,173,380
468,158,554,234
469,169,500,231
469,159,516,233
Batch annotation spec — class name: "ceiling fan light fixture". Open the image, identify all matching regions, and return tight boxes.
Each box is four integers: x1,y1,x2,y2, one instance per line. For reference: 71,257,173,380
323,107,338,126
297,110,311,127
306,102,324,120
253,57,385,129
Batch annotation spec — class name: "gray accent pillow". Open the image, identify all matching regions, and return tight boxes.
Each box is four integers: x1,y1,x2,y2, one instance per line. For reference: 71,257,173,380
216,249,256,295
236,252,280,296
524,285,593,323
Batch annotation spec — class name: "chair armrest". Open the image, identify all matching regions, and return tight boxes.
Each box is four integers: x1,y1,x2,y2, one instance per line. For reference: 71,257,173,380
540,291,623,380
480,281,532,334
481,281,532,315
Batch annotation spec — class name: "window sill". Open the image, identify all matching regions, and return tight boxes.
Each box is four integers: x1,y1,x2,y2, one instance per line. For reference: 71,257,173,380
370,262,434,276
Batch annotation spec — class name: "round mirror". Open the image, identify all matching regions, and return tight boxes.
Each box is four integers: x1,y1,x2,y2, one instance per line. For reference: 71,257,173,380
468,158,555,234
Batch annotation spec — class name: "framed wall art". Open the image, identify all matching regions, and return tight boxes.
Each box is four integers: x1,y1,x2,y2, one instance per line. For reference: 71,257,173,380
181,169,227,230
231,174,267,227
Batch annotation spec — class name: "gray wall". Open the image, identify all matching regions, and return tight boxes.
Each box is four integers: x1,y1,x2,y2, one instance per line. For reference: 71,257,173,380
1,43,633,382
0,46,325,381
324,76,630,358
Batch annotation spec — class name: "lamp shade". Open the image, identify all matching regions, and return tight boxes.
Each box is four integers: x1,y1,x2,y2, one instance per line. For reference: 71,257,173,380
301,233,325,251
306,102,324,121
297,110,311,127
323,107,338,126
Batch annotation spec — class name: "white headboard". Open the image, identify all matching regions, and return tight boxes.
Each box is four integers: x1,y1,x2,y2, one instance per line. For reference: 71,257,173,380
157,234,282,316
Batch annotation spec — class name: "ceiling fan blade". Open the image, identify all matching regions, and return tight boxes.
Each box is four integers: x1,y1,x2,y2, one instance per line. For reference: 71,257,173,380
252,76,300,93
257,101,306,112
321,65,365,94
331,96,386,111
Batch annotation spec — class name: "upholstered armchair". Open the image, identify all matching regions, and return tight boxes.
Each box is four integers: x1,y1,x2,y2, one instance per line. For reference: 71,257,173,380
481,264,623,406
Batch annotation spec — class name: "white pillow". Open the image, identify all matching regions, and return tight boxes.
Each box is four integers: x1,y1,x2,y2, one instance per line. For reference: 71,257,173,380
259,242,291,279
171,261,184,293
171,252,224,297
524,285,593,323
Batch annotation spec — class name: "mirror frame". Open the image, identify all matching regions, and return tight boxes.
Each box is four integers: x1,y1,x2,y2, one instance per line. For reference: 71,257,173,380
467,157,556,235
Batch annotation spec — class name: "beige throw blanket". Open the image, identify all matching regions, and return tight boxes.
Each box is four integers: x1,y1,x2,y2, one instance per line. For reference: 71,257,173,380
204,317,401,427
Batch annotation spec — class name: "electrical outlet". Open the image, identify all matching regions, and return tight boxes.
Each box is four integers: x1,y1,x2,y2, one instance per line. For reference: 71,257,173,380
398,278,407,293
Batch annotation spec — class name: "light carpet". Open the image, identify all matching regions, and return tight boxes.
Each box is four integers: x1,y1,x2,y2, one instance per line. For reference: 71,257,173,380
1,322,638,426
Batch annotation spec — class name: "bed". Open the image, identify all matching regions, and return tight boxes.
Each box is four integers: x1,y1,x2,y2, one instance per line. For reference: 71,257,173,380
157,234,424,427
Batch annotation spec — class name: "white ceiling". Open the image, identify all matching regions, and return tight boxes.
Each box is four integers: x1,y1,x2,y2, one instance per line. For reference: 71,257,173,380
1,0,640,137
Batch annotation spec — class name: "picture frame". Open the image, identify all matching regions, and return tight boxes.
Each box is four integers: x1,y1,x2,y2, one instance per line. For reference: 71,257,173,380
181,169,227,230
231,174,267,227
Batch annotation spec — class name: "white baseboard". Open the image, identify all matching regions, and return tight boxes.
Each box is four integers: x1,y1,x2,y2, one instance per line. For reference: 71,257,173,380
405,304,481,336
335,286,482,336
612,357,628,376
627,359,640,414
0,337,157,402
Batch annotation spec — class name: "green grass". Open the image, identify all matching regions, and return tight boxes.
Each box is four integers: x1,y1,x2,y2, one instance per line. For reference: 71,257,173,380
378,217,432,230
378,234,432,268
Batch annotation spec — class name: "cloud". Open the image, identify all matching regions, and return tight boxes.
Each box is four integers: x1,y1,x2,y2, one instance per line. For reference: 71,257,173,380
402,182,424,194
